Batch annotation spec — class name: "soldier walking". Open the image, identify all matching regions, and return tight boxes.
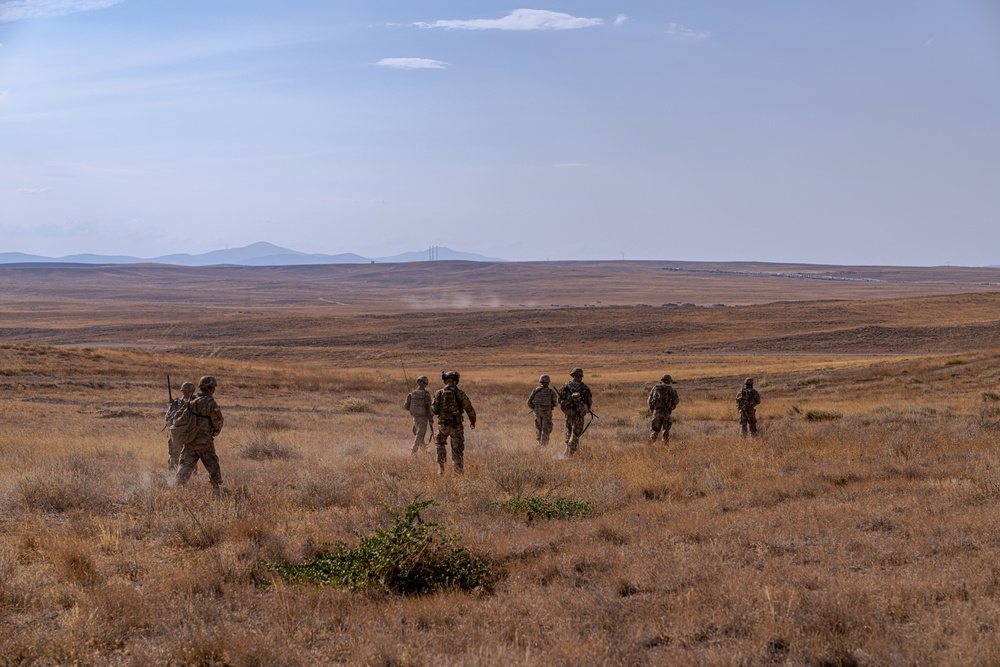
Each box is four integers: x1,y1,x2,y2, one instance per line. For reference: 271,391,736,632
647,374,680,442
431,371,476,475
527,374,560,446
165,381,196,470
403,375,433,455
737,377,762,437
174,376,225,489
559,368,593,456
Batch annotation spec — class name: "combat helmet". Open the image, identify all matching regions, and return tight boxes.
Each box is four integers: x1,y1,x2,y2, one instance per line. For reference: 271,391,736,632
180,381,196,392
744,377,754,386
570,367,584,378
442,371,460,382
198,375,218,389
416,375,429,385
539,374,551,383
660,374,673,383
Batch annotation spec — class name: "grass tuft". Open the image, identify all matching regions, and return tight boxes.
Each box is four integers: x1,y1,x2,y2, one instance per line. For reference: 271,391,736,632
340,397,372,413
238,432,301,461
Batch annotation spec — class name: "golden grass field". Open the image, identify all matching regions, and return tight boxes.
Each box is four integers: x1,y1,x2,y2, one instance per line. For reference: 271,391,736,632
2,261,1000,666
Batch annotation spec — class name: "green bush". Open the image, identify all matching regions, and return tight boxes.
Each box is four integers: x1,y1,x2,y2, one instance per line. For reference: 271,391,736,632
266,497,498,594
495,493,593,519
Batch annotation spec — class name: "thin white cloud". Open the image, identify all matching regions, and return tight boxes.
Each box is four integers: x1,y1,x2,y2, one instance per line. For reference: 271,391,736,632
376,57,448,70
665,22,710,41
550,162,591,169
415,9,602,31
0,0,124,23
18,187,51,194
614,14,627,27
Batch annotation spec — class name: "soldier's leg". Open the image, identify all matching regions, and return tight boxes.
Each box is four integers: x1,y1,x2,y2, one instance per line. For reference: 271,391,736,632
565,415,583,455
739,411,749,437
534,414,545,444
451,424,465,473
650,414,662,441
199,443,223,488
416,418,429,451
540,413,553,446
411,418,424,454
174,445,199,485
168,436,180,470
435,424,449,473
747,408,758,437
662,414,672,442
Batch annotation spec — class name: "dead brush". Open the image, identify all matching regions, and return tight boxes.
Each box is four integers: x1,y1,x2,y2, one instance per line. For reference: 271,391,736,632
483,448,563,496
238,429,301,461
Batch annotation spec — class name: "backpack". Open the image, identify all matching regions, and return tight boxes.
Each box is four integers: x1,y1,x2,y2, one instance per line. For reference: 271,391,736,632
650,384,677,411
436,387,461,420
559,386,586,415
168,400,207,447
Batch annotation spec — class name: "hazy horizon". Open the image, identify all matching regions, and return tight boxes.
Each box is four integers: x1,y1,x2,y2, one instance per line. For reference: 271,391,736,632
2,1,999,265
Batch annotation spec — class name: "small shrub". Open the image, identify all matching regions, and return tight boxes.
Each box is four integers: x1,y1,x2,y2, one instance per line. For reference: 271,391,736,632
495,493,593,519
249,415,292,432
803,409,842,421
341,397,372,413
238,432,300,461
945,359,966,366
980,391,1000,403
267,497,499,594
797,375,829,387
975,405,1000,430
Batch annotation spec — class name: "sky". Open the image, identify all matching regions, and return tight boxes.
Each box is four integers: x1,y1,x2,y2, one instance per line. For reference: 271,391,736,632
1,1,999,265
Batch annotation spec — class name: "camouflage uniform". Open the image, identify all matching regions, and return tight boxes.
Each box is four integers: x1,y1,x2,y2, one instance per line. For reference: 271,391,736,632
527,375,559,446
175,377,225,488
648,375,680,442
736,378,761,437
559,369,593,456
404,377,433,454
165,382,196,470
432,372,476,474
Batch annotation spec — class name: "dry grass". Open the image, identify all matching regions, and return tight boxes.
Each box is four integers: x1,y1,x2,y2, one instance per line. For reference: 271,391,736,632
1,267,1000,664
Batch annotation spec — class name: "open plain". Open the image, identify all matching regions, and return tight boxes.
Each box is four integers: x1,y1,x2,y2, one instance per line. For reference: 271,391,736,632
2,260,1000,666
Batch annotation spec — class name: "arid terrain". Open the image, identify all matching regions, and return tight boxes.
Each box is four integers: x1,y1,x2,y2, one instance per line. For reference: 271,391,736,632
2,260,1000,666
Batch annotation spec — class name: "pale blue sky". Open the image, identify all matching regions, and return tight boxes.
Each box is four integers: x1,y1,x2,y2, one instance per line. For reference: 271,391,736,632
1,1,998,264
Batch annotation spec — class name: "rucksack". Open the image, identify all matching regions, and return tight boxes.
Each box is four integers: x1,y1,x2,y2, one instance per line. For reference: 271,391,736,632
436,387,461,419
651,384,677,411
168,400,207,447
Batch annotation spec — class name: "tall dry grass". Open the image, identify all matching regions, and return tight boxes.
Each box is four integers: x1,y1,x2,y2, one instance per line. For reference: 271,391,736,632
1,344,1000,664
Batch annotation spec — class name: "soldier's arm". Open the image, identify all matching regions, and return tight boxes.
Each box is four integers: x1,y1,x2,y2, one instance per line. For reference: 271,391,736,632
462,393,477,426
431,392,440,416
210,401,224,436
403,394,412,411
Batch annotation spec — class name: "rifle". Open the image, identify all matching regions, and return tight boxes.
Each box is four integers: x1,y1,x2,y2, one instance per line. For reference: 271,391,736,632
161,375,174,433
579,409,599,437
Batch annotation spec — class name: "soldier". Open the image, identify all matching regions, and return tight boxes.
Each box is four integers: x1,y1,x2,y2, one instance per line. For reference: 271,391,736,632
403,375,433,455
431,371,476,475
527,374,560,446
736,377,762,437
559,368,593,456
165,381,196,470
174,375,225,489
647,374,680,442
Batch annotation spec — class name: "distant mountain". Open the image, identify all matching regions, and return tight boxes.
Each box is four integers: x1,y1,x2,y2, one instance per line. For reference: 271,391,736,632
0,242,505,266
